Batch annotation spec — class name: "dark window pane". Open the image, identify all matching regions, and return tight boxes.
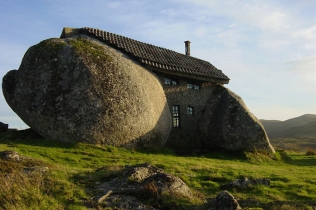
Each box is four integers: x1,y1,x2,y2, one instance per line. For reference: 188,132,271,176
194,85,200,89
172,105,180,127
187,106,194,115
187,83,199,89
173,118,179,127
165,77,178,85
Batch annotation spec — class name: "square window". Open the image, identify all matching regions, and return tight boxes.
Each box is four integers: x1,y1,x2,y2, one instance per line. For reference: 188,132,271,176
187,106,194,115
172,80,178,85
187,82,200,89
165,78,171,85
187,84,193,89
165,77,178,85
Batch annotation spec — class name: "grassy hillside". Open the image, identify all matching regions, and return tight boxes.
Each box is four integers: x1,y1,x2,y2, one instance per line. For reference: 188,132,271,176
261,114,316,138
282,121,316,138
0,130,316,210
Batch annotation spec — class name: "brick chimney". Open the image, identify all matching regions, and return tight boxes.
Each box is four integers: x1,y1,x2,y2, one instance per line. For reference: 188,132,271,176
184,40,191,56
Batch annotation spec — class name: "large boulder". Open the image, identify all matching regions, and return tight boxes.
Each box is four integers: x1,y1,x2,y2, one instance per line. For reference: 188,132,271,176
2,35,171,148
199,85,275,153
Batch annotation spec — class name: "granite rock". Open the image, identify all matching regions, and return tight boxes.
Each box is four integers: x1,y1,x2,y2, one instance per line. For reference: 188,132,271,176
199,85,275,153
95,163,193,209
215,190,242,210
2,35,171,148
222,177,271,189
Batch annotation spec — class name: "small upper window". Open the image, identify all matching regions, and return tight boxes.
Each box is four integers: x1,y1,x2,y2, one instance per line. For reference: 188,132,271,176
187,83,200,89
187,106,194,115
165,77,178,85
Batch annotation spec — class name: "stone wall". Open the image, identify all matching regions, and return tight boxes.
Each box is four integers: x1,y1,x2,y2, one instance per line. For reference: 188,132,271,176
151,71,274,154
153,72,218,152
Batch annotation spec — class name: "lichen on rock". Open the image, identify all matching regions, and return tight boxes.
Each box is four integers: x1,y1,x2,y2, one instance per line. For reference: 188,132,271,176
2,35,171,148
95,163,193,208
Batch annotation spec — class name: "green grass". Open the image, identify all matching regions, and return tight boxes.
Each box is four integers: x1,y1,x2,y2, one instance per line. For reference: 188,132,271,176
0,130,315,209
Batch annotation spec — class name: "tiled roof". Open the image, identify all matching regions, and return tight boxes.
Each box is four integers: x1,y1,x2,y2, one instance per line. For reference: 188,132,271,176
63,27,230,83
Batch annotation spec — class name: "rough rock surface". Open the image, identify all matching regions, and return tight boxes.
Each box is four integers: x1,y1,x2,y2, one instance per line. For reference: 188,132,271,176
95,163,193,208
0,150,49,174
222,177,271,189
199,85,275,153
2,35,171,147
215,190,242,210
0,150,24,161
0,122,8,133
98,195,158,210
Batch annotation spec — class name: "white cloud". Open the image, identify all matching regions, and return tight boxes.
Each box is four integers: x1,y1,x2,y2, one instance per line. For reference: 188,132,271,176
294,24,316,51
285,56,316,85
299,24,316,41
258,11,289,32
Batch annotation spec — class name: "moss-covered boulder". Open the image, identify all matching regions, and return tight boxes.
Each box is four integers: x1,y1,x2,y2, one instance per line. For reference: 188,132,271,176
2,35,171,148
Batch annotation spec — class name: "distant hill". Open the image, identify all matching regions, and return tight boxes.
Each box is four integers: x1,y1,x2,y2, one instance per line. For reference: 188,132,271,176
260,114,316,138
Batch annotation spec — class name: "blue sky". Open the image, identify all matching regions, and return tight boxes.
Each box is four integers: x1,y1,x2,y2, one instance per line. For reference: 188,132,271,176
0,0,315,129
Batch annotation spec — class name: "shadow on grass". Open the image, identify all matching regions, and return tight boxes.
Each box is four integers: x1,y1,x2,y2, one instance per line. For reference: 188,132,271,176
203,149,248,161
136,146,249,162
1,129,267,164
263,200,316,210
279,151,316,166
0,129,79,149
0,129,258,165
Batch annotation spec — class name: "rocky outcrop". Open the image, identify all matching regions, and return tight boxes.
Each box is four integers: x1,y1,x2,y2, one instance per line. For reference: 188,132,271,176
0,150,24,161
0,150,49,174
199,85,275,153
2,35,171,148
98,195,158,210
95,163,193,209
222,177,271,189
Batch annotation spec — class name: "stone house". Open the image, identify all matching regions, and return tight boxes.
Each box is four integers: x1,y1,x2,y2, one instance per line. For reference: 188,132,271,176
61,27,234,151
60,27,277,153
2,26,274,153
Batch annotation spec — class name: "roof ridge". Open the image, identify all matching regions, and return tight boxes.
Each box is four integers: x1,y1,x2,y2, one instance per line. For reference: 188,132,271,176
62,27,230,83
81,27,213,64
81,27,198,59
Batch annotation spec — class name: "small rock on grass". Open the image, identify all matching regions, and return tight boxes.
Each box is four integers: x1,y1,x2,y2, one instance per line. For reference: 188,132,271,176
215,190,242,210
